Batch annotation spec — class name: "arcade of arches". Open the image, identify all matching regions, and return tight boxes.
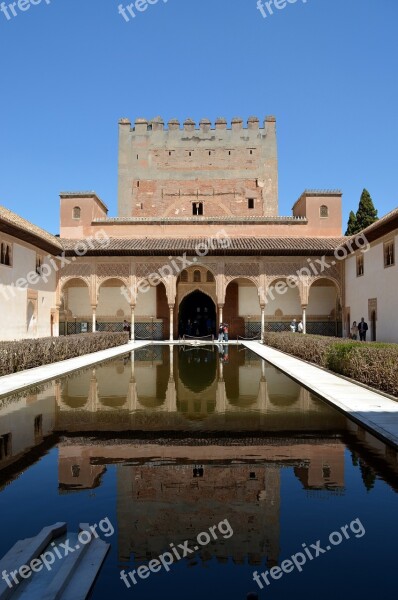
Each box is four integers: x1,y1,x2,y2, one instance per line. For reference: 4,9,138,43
58,261,343,340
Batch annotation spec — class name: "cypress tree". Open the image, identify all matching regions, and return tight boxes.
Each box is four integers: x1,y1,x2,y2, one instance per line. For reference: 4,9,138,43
345,210,358,236
355,189,378,231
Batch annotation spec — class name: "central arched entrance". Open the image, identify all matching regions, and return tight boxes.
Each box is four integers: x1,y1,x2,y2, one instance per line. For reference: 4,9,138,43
178,291,216,337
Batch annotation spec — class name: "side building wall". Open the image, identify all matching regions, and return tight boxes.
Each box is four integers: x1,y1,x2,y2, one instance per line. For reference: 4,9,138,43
345,231,398,343
0,234,57,340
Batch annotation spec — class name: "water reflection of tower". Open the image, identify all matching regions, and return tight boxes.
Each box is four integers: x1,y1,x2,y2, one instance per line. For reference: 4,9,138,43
116,462,280,567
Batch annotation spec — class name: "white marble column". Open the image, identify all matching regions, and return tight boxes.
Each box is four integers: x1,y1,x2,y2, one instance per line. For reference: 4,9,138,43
302,305,307,335
261,306,265,342
91,306,97,333
169,305,174,342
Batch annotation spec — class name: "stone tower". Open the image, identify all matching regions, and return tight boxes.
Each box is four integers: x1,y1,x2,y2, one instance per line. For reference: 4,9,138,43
117,116,278,218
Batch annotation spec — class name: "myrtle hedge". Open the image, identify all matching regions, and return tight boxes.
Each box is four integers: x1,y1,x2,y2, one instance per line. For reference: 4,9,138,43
0,333,129,376
263,332,398,397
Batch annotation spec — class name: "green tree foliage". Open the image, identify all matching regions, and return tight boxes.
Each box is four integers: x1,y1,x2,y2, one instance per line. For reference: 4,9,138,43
345,210,358,235
345,189,378,235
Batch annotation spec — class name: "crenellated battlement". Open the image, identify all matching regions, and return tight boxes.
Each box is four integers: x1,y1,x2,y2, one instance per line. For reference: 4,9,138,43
119,115,276,134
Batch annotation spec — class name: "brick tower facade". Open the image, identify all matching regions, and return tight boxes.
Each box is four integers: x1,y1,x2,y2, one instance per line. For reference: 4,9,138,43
117,116,278,218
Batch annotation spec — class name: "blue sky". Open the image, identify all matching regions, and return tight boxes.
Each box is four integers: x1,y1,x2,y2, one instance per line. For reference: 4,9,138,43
0,0,397,234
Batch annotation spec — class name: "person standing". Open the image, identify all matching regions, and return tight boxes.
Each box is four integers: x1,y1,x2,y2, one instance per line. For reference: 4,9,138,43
350,321,359,340
218,323,224,342
297,320,304,333
290,319,297,333
223,323,229,343
358,317,368,342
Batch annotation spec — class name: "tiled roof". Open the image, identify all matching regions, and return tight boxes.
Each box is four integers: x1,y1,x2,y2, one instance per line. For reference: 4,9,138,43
0,205,62,253
61,236,348,256
343,207,398,250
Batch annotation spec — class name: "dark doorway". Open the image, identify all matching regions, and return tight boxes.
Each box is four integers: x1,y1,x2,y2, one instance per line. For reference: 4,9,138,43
371,310,376,342
179,291,216,338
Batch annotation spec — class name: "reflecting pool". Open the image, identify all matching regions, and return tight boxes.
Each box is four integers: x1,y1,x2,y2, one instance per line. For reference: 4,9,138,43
0,345,397,600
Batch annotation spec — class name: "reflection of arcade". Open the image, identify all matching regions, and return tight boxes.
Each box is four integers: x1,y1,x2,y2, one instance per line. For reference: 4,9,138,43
53,346,350,431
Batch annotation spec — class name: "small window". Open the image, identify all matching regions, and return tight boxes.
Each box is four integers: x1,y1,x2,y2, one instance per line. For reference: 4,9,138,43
208,151,212,156
0,242,12,266
72,206,81,220
137,154,139,160
320,205,329,218
34,415,43,439
169,151,172,156
206,270,215,282
228,150,231,155
189,151,192,157
356,254,364,277
180,270,188,282
71,465,81,478
248,198,255,210
0,433,12,460
193,270,201,283
384,240,395,267
36,255,42,276
193,202,203,216
137,181,140,188
249,149,253,155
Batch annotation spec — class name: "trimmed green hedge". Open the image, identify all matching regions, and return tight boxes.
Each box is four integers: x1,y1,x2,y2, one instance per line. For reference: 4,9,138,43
263,332,398,397
0,333,129,376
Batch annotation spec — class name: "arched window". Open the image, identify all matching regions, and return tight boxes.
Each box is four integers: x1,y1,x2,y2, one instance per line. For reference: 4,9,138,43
206,270,215,282
320,205,329,218
180,270,188,282
193,270,201,283
72,206,81,220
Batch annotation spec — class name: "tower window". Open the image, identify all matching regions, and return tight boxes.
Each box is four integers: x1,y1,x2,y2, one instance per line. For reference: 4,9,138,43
248,198,255,209
193,202,203,216
320,205,329,218
72,206,81,220
137,181,140,188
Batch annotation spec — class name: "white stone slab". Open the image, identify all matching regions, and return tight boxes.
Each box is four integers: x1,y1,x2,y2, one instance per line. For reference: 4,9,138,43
0,341,149,398
243,341,398,449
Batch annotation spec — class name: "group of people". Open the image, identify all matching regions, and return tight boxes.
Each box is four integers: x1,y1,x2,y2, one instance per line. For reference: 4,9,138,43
350,317,369,341
290,318,304,333
217,322,229,342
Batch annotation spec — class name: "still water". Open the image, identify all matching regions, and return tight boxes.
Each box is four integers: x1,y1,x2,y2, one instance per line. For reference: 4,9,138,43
0,345,397,599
